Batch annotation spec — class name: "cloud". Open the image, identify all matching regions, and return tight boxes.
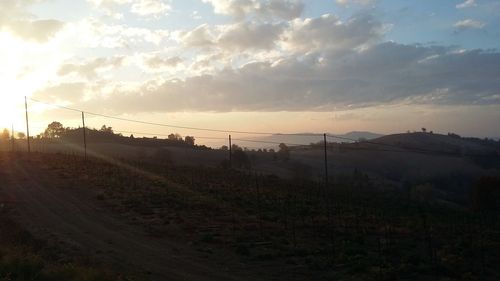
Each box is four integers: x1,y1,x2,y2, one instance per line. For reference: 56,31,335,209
88,0,172,18
202,0,304,20
140,54,183,72
6,19,65,42
218,21,285,50
130,0,172,17
33,82,87,103
283,14,385,54
75,18,169,48
58,56,126,79
173,13,383,55
174,24,215,47
71,43,500,114
175,22,284,51
454,19,486,30
0,1,65,42
456,0,476,9
336,0,375,7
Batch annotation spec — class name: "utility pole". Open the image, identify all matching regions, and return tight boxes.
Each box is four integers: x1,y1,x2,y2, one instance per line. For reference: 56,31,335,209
25,96,30,153
229,134,232,168
11,124,14,152
82,111,87,161
324,133,328,187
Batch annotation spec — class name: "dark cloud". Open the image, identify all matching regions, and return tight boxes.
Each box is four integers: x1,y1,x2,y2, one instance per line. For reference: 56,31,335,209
48,42,499,114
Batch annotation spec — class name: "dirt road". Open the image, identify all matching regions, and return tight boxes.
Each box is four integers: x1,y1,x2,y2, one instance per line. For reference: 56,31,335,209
0,153,256,281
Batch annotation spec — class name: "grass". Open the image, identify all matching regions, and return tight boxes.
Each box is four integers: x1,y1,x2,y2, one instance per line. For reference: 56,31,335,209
0,213,134,281
5,152,500,281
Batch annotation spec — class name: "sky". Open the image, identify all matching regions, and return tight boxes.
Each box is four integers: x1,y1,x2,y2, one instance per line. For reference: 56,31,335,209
1,0,499,144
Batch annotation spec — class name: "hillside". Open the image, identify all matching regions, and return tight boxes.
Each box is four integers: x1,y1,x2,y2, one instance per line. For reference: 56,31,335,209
370,132,500,155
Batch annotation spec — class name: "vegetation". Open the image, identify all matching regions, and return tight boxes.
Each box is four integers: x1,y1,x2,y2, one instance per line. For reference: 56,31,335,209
0,203,134,281
15,152,498,281
1,125,499,280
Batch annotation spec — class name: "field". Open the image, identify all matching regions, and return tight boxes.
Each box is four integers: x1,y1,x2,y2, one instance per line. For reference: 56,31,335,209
1,149,499,280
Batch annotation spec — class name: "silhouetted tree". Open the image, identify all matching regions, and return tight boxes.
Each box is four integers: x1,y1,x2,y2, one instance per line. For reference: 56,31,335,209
220,145,228,151
278,143,290,161
184,136,195,146
100,125,114,134
44,122,66,138
0,129,9,140
17,132,26,139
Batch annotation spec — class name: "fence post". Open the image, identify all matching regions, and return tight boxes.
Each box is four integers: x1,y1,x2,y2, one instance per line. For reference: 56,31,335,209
11,124,14,152
24,96,30,153
324,133,328,187
229,134,232,168
82,111,87,161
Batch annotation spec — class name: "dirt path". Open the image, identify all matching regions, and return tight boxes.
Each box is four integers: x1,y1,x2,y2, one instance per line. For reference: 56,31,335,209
0,153,257,281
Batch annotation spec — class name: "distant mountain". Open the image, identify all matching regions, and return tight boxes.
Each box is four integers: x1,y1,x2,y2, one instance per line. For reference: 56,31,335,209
235,131,384,148
338,131,384,141
368,132,500,155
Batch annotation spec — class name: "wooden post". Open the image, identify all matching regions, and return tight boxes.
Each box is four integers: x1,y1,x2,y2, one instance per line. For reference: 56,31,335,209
82,111,87,161
229,134,232,168
11,124,14,152
25,96,30,153
324,133,328,187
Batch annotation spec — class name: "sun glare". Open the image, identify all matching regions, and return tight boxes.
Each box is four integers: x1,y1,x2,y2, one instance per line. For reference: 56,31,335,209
0,31,65,131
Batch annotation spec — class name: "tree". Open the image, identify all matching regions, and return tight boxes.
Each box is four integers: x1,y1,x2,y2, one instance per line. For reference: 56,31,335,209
184,136,195,146
100,125,113,134
220,145,228,151
278,143,290,161
17,132,26,139
422,127,427,133
43,122,66,138
1,129,9,140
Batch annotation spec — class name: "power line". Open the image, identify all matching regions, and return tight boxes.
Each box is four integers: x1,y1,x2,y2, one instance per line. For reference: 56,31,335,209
108,130,310,147
232,138,311,147
29,98,323,137
27,97,482,157
112,130,227,140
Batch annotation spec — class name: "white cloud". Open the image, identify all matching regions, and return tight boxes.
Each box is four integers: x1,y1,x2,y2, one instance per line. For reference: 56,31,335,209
202,0,304,20
33,82,87,103
0,1,65,42
130,0,172,17
174,24,215,47
88,0,172,18
6,19,65,42
283,14,384,54
139,54,184,72
73,18,169,48
456,0,476,9
454,19,485,30
58,56,126,79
